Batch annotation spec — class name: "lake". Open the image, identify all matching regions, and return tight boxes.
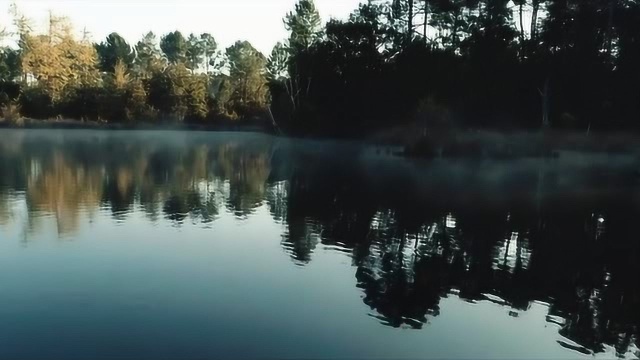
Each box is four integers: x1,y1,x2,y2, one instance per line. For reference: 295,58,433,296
0,129,639,359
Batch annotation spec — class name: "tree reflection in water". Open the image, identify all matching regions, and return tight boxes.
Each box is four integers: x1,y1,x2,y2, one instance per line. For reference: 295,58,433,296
0,130,639,357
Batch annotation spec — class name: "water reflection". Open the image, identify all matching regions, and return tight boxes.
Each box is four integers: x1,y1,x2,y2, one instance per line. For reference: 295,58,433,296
1,130,639,358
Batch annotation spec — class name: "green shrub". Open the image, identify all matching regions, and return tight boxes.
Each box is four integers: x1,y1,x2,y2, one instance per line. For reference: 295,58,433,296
0,81,21,107
61,85,106,121
19,87,55,119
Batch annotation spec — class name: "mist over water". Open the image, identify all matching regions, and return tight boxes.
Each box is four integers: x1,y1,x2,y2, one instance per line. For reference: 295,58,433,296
1,129,639,359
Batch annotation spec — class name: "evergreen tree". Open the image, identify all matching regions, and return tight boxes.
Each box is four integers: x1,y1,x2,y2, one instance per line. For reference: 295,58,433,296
95,32,135,72
0,48,21,82
266,42,289,81
225,41,269,111
134,32,165,77
185,33,205,71
199,33,219,74
160,31,188,64
147,63,208,121
284,0,322,52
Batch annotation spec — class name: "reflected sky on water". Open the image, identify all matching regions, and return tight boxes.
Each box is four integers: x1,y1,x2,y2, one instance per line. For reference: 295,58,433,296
0,129,639,359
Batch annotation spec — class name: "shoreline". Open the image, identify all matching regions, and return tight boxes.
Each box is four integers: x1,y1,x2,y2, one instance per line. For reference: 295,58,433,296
3,119,640,160
0,118,276,133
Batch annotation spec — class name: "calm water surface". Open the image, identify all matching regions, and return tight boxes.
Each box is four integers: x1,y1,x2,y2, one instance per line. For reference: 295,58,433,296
0,129,639,359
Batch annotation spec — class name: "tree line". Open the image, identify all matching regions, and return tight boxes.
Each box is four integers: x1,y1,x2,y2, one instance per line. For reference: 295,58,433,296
1,0,640,135
0,5,268,124
268,0,640,135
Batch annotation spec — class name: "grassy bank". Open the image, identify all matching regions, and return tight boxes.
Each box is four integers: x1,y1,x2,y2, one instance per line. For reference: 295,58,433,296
0,117,275,133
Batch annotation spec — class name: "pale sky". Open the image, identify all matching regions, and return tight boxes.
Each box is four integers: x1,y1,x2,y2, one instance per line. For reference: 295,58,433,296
0,0,364,54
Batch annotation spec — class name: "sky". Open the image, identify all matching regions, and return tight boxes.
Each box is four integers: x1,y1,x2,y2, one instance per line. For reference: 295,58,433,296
0,0,364,54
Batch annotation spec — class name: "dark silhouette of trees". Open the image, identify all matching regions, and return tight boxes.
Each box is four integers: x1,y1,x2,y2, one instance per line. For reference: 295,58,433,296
267,0,640,136
160,31,188,65
95,32,135,72
257,138,640,355
0,48,20,82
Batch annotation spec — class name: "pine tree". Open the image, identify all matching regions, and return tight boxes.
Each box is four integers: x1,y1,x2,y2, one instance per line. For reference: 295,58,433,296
266,42,289,81
134,32,165,77
95,32,135,72
224,41,269,115
284,0,322,52
185,33,205,71
199,33,219,74
160,31,188,64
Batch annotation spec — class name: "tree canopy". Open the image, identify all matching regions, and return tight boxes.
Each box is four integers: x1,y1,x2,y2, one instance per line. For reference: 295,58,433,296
95,32,135,72
1,0,639,134
160,31,188,64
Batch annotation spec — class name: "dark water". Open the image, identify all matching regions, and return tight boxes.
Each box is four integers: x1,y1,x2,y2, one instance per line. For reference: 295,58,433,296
1,129,639,359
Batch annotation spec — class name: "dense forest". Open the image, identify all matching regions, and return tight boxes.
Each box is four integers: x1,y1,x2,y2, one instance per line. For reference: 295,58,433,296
1,0,640,136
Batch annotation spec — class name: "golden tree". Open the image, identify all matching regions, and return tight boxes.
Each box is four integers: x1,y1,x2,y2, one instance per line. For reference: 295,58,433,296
19,13,100,103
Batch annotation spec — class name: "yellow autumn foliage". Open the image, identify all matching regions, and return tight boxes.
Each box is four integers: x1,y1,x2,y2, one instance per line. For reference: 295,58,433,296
20,14,100,103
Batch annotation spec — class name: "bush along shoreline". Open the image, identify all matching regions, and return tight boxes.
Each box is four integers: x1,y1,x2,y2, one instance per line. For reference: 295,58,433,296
0,114,276,133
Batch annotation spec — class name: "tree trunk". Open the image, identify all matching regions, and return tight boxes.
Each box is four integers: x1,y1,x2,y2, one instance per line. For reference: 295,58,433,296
451,9,460,48
408,0,414,38
519,2,526,60
606,0,615,64
423,1,428,39
541,77,550,128
531,0,540,41
48,11,54,44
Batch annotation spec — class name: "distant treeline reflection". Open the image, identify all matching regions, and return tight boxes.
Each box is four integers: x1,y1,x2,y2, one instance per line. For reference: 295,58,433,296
0,132,639,357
